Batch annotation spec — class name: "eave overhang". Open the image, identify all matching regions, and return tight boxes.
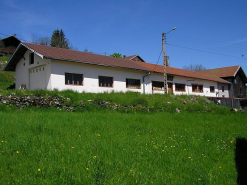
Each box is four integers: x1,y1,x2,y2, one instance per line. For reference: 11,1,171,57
3,43,43,71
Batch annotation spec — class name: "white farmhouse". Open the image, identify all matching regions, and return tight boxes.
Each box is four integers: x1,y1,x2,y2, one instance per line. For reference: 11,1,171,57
4,42,232,97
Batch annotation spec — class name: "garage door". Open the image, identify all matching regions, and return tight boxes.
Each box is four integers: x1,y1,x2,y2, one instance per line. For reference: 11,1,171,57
29,65,46,90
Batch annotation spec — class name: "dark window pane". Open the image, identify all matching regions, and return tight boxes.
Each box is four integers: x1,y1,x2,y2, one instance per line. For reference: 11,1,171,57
65,73,83,85
126,79,141,89
30,53,34,64
192,85,197,92
99,76,113,87
198,85,203,92
152,81,164,90
175,83,185,91
210,86,215,93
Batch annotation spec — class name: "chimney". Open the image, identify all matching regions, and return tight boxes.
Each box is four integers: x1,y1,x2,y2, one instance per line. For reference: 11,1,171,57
123,55,126,58
166,56,170,66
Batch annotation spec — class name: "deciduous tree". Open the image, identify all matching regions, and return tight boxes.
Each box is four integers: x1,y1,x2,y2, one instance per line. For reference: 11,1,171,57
32,34,50,46
183,64,206,71
110,53,122,58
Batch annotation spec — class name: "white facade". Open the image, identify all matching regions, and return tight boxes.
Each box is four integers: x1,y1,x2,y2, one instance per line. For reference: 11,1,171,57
15,50,229,97
15,50,51,90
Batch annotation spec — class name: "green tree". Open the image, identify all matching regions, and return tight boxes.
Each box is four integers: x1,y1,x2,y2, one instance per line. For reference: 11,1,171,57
50,29,70,49
110,53,122,58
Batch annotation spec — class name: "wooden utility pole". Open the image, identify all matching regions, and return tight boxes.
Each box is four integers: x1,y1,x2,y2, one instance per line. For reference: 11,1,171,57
162,32,167,94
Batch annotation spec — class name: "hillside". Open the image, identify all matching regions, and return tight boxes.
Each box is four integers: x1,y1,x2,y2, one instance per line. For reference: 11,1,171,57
0,56,15,89
0,89,235,114
0,69,15,89
0,91,246,184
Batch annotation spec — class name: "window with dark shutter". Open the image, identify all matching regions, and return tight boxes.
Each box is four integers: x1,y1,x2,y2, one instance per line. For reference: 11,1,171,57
65,73,83,85
126,78,141,89
152,81,164,90
30,53,34,65
175,83,185,92
99,76,113,87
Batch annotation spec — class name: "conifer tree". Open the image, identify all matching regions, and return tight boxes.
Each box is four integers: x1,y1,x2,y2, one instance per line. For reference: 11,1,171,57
50,29,70,49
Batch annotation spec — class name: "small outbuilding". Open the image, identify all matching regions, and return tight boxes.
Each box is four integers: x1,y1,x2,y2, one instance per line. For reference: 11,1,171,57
0,35,21,57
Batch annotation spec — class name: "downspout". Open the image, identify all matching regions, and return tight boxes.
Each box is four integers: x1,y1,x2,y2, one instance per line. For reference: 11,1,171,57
143,72,151,94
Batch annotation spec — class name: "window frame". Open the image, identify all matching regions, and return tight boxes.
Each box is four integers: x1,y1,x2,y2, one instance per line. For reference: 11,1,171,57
29,53,34,65
152,81,164,91
65,73,83,86
98,76,113,88
222,86,225,92
210,86,215,93
126,78,141,89
192,84,203,93
175,83,186,92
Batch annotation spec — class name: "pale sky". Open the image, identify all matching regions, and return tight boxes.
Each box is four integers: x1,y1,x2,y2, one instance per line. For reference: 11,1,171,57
1,0,247,72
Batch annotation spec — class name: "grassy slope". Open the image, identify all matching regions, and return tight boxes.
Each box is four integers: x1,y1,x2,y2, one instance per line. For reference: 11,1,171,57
0,56,15,89
0,109,246,184
0,69,15,89
0,90,246,184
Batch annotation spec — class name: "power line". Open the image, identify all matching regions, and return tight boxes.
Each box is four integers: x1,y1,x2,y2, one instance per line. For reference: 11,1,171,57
0,32,10,37
0,32,35,43
167,43,247,59
171,39,247,53
151,49,163,71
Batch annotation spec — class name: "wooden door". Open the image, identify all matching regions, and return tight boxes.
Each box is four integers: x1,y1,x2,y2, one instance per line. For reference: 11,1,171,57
168,83,173,94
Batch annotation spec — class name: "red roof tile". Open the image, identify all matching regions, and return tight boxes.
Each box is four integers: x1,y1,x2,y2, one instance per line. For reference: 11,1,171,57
130,60,230,83
124,55,137,60
5,42,230,84
200,66,240,77
23,43,148,71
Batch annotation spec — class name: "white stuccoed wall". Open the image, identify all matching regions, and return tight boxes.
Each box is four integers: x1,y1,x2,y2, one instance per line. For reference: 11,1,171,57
15,50,51,90
15,50,229,97
50,60,144,93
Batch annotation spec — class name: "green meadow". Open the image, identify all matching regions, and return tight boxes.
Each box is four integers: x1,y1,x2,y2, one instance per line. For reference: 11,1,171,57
0,90,247,184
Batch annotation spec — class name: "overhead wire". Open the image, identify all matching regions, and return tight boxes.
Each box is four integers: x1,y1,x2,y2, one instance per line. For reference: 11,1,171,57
168,34,247,55
151,49,163,71
167,43,247,60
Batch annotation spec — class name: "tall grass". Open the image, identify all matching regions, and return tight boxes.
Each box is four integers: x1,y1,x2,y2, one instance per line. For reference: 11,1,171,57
0,70,15,89
0,108,246,184
0,90,232,114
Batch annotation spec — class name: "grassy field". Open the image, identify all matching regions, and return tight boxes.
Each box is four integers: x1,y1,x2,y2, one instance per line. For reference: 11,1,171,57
0,69,15,90
0,104,246,184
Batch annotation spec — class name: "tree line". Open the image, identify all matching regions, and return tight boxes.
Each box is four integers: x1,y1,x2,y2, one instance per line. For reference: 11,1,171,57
32,29,78,50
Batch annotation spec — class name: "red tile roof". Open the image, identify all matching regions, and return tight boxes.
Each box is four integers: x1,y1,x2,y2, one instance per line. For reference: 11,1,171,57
131,60,230,83
5,42,230,84
124,55,137,60
23,43,148,71
200,66,240,77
